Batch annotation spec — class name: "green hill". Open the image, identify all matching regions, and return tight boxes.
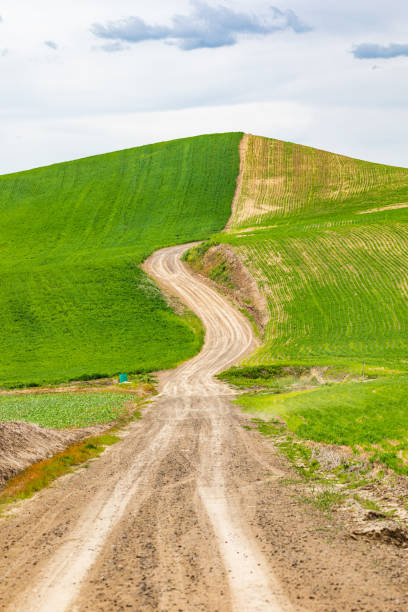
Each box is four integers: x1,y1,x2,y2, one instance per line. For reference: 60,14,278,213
3,130,408,392
0,133,242,386
207,134,408,473
215,134,408,371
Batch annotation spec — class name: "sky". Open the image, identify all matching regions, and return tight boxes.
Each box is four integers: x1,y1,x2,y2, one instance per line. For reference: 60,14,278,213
0,0,407,174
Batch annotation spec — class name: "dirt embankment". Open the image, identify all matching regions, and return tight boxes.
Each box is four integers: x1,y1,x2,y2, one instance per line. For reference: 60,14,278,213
0,421,104,489
186,243,268,336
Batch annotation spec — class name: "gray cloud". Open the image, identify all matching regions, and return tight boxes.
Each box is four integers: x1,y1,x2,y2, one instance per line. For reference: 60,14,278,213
353,43,408,59
99,41,130,53
91,1,311,51
44,40,58,50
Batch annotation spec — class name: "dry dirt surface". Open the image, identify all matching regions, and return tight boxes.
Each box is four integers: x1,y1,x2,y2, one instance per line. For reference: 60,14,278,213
0,244,407,611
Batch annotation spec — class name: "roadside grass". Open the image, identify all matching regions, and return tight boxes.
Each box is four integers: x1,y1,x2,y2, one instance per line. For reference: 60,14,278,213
0,433,120,508
299,488,346,515
0,392,139,428
182,240,219,268
236,374,408,475
217,364,356,390
0,133,241,387
246,421,390,519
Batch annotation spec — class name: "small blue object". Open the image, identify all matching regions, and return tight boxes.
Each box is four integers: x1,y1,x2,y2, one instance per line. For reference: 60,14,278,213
119,373,128,383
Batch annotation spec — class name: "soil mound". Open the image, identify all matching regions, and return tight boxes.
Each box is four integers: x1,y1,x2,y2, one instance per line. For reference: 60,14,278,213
0,421,101,489
352,522,408,547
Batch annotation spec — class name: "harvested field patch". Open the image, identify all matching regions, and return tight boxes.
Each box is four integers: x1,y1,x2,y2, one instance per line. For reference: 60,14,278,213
228,134,408,227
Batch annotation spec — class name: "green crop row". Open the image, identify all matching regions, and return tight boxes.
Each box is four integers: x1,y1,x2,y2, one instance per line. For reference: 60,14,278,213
0,392,134,428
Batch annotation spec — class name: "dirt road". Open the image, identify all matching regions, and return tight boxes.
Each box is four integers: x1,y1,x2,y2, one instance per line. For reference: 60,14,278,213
0,244,407,611
0,244,289,611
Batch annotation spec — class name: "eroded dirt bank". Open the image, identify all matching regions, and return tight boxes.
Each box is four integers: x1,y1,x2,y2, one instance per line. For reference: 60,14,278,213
0,421,105,488
0,244,407,611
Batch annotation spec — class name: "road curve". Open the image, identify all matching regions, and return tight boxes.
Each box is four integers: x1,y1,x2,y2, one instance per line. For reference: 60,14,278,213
145,244,291,611
0,244,292,612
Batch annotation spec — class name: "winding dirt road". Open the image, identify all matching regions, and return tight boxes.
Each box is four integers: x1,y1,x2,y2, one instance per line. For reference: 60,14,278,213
0,244,291,612
1,245,407,611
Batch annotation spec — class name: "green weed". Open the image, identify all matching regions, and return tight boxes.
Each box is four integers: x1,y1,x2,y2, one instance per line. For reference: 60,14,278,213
300,488,346,514
353,495,382,512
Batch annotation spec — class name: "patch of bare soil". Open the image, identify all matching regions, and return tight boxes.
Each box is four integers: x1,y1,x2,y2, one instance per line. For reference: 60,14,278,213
358,202,408,214
352,522,408,546
0,421,104,489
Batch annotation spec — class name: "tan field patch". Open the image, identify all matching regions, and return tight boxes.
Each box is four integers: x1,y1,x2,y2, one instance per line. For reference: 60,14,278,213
248,177,286,187
229,225,276,235
227,134,408,229
358,203,408,215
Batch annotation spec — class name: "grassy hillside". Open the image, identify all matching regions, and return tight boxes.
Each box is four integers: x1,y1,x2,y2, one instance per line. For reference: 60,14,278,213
215,134,408,371
204,133,408,473
0,133,242,386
